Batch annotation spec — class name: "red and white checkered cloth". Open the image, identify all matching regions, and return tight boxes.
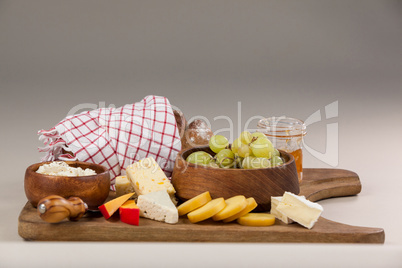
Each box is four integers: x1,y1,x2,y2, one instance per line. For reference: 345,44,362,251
38,95,182,189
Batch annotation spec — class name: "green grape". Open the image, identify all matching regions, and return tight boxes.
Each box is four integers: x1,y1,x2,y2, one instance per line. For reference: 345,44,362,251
209,135,229,153
233,154,243,169
271,156,284,167
186,151,213,165
206,161,220,168
231,138,242,154
252,157,271,168
242,156,255,169
237,144,252,158
272,148,280,158
251,132,268,141
222,164,234,169
215,149,235,167
254,157,271,169
250,137,274,158
240,131,252,144
242,156,270,169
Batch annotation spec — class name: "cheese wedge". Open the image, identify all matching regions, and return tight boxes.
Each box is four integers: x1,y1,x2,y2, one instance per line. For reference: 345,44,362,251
119,200,140,226
126,157,176,198
115,175,135,197
212,195,247,221
187,198,226,223
137,190,179,224
222,197,258,223
276,192,323,229
177,191,212,216
98,193,134,219
270,196,293,224
237,213,276,227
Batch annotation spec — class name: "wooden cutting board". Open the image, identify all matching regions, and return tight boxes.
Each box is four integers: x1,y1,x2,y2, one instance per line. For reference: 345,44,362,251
18,168,385,243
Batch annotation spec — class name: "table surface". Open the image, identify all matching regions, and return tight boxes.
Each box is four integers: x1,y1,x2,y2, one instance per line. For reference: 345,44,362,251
1,1,402,267
3,112,402,267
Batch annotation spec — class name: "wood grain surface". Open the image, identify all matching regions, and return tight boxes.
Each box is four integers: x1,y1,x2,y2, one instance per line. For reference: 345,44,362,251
18,168,385,243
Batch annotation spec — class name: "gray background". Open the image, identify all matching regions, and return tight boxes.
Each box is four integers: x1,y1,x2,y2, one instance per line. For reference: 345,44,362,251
1,1,401,267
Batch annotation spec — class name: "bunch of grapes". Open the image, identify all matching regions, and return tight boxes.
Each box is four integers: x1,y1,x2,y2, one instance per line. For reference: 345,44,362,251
185,131,284,169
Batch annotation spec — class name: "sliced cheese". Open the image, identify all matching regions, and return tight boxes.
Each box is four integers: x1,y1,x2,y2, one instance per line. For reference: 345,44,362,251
276,192,323,229
222,197,258,223
212,195,247,221
187,198,226,223
115,175,135,197
98,193,134,219
237,213,276,226
119,200,140,226
137,189,178,224
177,191,212,216
126,157,176,200
270,196,293,224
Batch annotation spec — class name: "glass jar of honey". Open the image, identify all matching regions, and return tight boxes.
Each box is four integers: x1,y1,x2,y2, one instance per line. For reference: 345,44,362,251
257,117,306,183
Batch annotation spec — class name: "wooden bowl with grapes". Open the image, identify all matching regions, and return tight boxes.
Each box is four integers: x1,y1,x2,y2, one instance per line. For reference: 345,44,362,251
171,145,300,212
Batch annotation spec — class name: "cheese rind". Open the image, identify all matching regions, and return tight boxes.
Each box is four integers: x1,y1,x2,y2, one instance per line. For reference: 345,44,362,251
177,191,212,216
187,198,226,223
126,157,176,196
270,196,293,224
98,193,134,219
115,176,135,197
137,190,178,224
276,192,323,229
222,197,258,223
119,200,140,226
212,195,247,221
237,213,276,227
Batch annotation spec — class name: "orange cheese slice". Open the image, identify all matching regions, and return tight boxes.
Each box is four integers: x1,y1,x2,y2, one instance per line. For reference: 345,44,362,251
177,191,212,216
237,213,276,226
222,197,258,223
187,198,226,223
98,193,134,219
212,195,247,221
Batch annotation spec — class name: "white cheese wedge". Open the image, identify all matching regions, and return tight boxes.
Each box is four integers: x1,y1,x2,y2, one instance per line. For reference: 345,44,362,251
276,192,323,229
126,157,176,197
137,189,179,224
115,176,135,198
270,196,293,224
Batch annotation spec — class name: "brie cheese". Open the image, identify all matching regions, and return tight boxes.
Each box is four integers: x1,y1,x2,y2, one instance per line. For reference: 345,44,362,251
270,196,293,224
276,192,323,229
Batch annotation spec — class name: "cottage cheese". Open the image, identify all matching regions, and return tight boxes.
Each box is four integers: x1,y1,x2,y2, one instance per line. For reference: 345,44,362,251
36,161,96,176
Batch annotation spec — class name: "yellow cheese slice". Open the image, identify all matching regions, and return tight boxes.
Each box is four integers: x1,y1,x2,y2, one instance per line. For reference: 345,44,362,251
126,157,176,196
222,197,258,223
187,198,226,223
212,195,247,221
115,176,135,197
237,213,276,227
177,191,212,216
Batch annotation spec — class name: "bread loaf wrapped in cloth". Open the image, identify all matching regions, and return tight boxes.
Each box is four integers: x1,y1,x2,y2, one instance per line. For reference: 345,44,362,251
38,95,182,190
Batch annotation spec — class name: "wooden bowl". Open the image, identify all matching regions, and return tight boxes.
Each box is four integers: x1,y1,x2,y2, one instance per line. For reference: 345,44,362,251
171,146,300,212
24,161,110,210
